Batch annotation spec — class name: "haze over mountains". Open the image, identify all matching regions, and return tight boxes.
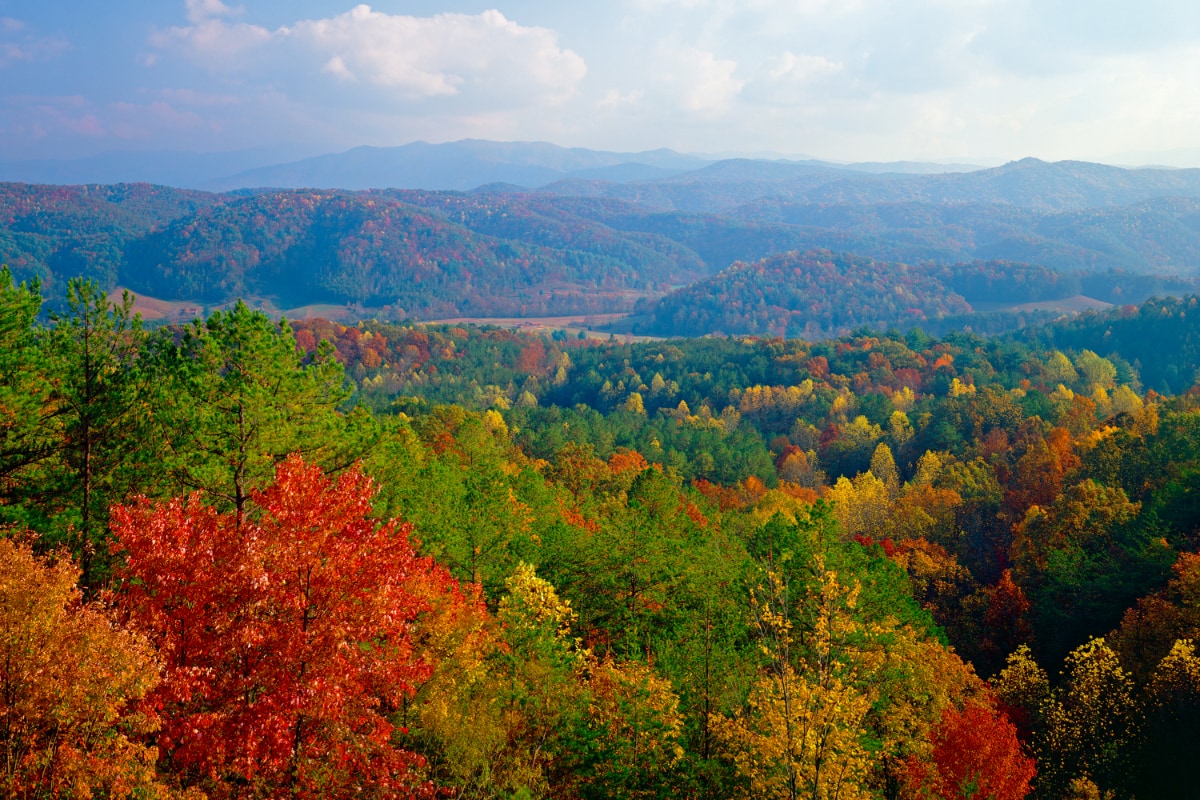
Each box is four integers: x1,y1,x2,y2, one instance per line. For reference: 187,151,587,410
0,139,982,193
6,139,1200,335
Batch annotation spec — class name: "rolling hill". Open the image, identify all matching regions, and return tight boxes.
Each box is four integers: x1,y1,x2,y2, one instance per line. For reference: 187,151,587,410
5,154,1200,327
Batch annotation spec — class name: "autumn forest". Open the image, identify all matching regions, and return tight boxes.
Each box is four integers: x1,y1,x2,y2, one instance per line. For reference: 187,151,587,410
8,252,1200,800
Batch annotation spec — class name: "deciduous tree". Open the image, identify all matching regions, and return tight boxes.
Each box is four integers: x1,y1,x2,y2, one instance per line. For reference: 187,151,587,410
0,538,171,799
112,455,450,798
902,697,1035,800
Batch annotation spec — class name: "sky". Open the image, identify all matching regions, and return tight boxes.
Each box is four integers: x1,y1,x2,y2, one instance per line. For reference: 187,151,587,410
3,0,1200,164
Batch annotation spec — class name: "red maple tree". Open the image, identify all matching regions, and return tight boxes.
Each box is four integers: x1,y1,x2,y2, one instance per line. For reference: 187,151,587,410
112,455,457,798
904,697,1036,800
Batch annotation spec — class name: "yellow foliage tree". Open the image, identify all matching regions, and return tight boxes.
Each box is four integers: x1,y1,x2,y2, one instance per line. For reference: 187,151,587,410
583,657,686,798
716,568,879,800
868,443,900,500
829,471,891,539
1040,638,1138,798
1043,351,1079,385
623,391,646,414
0,539,178,799
408,562,687,800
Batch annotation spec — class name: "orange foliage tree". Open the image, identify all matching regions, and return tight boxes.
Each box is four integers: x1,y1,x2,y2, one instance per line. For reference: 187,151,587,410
903,697,1035,800
112,456,459,798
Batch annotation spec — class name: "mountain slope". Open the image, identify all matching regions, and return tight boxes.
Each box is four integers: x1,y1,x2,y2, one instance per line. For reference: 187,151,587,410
119,189,706,316
0,182,218,293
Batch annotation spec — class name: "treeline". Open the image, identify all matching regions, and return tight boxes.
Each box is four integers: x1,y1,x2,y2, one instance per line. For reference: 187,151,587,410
1023,294,1200,394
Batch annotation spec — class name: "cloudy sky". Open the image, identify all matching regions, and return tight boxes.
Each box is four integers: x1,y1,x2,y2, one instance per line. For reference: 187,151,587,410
3,0,1200,164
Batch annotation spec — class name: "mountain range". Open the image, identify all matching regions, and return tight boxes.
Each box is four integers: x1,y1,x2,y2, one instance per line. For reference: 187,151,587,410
0,139,981,193
6,141,1200,334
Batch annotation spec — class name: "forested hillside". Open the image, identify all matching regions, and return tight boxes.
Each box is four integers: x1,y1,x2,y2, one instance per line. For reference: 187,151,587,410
640,251,1197,338
1023,294,1200,394
7,264,1200,798
0,182,217,294
5,164,1200,329
642,250,972,337
125,189,705,314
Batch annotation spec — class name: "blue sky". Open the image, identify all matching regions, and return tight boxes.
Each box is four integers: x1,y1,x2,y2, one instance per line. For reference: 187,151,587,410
3,0,1200,163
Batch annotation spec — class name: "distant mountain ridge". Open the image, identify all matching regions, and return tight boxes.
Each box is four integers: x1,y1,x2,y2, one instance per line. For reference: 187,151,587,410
206,140,714,192
1,139,982,193
533,157,1200,213
6,141,1200,218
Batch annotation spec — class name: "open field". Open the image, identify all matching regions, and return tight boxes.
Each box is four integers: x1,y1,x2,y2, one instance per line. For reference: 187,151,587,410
106,286,1111,342
424,312,664,341
105,289,663,339
107,289,369,324
106,289,205,322
971,294,1114,314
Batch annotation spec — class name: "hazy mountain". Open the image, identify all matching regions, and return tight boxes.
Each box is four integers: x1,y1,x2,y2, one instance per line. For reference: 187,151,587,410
207,140,712,191
830,160,988,174
796,158,1200,210
540,157,1200,213
536,160,858,212
210,143,985,196
0,145,324,189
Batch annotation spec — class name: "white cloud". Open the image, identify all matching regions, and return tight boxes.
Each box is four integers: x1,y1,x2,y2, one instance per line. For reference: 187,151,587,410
596,88,645,111
34,0,1187,163
768,51,841,82
185,0,240,24
154,4,586,107
322,55,354,82
658,45,743,115
151,16,270,65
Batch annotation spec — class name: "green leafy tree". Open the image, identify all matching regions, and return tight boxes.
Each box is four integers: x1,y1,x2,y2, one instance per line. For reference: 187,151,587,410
1013,480,1170,664
148,301,370,519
